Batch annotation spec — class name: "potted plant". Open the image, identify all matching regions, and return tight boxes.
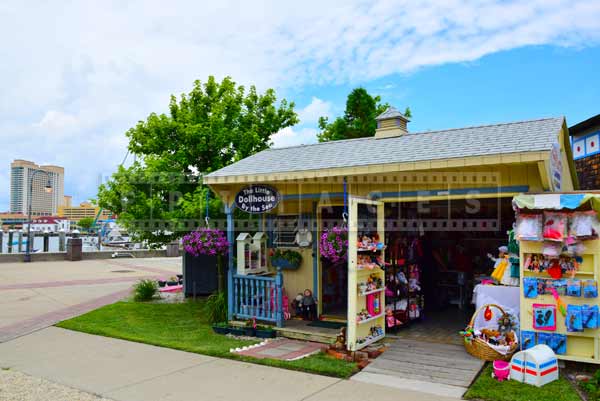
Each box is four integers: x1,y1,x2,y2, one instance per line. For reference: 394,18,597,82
255,325,276,339
319,226,348,264
228,325,246,336
271,249,302,270
211,322,230,335
167,276,179,286
157,279,167,288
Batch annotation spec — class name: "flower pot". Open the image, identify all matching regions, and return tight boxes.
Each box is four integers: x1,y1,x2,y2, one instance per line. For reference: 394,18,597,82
255,329,276,339
244,327,256,337
157,280,166,287
212,325,230,335
167,281,178,286
229,327,246,336
271,257,300,270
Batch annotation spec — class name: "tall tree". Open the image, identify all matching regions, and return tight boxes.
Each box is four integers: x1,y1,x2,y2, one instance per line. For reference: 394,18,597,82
97,76,298,244
317,88,410,142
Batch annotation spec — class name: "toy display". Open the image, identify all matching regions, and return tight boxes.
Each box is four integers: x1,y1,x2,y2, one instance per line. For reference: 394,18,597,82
516,214,542,241
532,304,556,331
569,211,598,238
543,212,567,241
566,304,583,332
584,279,598,298
357,233,385,252
521,331,536,350
357,273,383,294
490,246,518,286
462,304,519,361
582,305,599,329
356,325,384,345
517,197,600,365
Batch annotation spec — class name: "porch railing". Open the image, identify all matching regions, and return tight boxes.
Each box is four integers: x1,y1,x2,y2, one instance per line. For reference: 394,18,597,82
229,268,283,327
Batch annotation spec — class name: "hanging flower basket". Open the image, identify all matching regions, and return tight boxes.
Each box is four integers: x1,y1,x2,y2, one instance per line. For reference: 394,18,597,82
182,228,229,257
319,226,348,264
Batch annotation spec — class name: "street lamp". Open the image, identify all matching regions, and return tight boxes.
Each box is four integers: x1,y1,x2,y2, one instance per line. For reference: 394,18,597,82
24,171,53,262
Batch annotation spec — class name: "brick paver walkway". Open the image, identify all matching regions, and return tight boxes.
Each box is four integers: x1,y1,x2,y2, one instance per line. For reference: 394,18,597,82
233,338,327,361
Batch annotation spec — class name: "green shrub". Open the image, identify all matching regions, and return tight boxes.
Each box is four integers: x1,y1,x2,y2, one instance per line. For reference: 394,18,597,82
133,279,158,302
582,370,600,400
204,292,227,324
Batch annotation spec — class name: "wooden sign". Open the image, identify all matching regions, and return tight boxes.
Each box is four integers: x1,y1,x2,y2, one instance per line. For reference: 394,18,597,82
235,185,280,214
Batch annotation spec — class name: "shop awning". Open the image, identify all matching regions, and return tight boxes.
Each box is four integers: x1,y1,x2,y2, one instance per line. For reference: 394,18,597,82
513,193,600,212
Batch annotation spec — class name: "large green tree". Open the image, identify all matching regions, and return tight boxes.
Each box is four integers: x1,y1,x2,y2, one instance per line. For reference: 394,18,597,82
97,76,298,244
317,88,410,142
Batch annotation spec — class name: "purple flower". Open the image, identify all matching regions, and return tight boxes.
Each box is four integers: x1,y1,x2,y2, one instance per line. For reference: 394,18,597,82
319,226,348,263
182,228,229,256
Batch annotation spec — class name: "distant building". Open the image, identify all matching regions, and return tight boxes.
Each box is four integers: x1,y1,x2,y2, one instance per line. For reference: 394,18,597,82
10,160,65,216
58,201,112,222
570,114,600,190
0,212,28,231
22,216,71,233
63,195,72,207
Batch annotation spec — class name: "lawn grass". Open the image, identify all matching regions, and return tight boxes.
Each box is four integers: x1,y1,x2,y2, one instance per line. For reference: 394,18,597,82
56,301,357,378
464,364,581,401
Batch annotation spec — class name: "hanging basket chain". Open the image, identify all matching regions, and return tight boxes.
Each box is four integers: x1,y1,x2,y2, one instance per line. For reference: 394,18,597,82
342,177,348,227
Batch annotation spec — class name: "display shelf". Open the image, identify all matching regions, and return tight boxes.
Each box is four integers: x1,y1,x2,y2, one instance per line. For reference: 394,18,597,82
357,312,384,325
520,234,600,364
359,288,385,296
355,334,385,350
357,266,384,274
357,248,384,253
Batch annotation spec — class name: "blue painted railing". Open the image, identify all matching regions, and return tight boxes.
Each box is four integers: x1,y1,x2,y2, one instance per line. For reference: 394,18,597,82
231,268,283,327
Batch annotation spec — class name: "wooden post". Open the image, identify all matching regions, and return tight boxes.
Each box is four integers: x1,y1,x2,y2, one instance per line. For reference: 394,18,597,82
0,231,3,254
7,231,13,254
226,203,234,321
17,231,23,253
43,233,49,253
276,266,283,328
59,231,66,252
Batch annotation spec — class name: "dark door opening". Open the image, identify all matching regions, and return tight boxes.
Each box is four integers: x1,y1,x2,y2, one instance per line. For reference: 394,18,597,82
319,206,347,319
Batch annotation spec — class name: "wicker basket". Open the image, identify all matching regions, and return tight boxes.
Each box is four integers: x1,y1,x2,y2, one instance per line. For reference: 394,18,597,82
463,303,518,362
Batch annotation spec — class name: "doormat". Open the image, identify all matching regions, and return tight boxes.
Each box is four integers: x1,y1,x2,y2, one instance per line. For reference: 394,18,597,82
307,320,345,329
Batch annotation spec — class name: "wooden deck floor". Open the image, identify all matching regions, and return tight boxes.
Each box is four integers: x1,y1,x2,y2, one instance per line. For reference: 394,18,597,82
352,338,484,398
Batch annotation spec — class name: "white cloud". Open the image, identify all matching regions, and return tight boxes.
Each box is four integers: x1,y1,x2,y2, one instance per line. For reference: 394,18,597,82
0,0,599,205
272,127,319,148
298,97,333,125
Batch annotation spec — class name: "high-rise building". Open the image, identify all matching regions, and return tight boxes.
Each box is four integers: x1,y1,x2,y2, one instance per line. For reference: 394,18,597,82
9,160,65,216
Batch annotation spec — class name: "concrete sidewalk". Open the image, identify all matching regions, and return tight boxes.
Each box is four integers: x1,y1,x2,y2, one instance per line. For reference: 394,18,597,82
0,327,459,401
0,258,181,342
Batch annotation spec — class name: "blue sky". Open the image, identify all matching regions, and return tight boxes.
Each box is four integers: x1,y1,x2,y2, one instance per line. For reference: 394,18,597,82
1,1,599,211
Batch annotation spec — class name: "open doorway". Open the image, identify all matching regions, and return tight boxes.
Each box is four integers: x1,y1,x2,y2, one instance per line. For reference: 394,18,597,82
384,197,515,343
319,206,347,319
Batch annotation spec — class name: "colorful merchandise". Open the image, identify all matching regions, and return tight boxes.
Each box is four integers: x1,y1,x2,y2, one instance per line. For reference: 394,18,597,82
532,304,556,331
536,332,552,347
582,305,599,329
567,279,581,297
542,242,562,257
554,279,567,296
549,288,567,317
566,304,583,332
516,214,542,241
520,331,536,350
584,279,598,298
523,278,538,298
492,360,511,382
549,334,567,355
543,212,567,241
569,211,596,238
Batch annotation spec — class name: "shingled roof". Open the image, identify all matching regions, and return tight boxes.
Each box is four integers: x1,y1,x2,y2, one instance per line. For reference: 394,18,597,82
205,117,565,179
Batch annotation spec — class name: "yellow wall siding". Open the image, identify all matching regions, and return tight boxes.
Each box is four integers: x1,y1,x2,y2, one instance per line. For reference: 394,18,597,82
277,248,313,304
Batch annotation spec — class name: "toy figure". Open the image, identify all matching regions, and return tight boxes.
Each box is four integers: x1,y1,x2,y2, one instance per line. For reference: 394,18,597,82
301,289,317,320
293,293,303,317
385,306,402,331
489,246,518,286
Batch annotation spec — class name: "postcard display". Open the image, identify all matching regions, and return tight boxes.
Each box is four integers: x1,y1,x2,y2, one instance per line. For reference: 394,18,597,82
347,196,386,351
518,209,600,363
